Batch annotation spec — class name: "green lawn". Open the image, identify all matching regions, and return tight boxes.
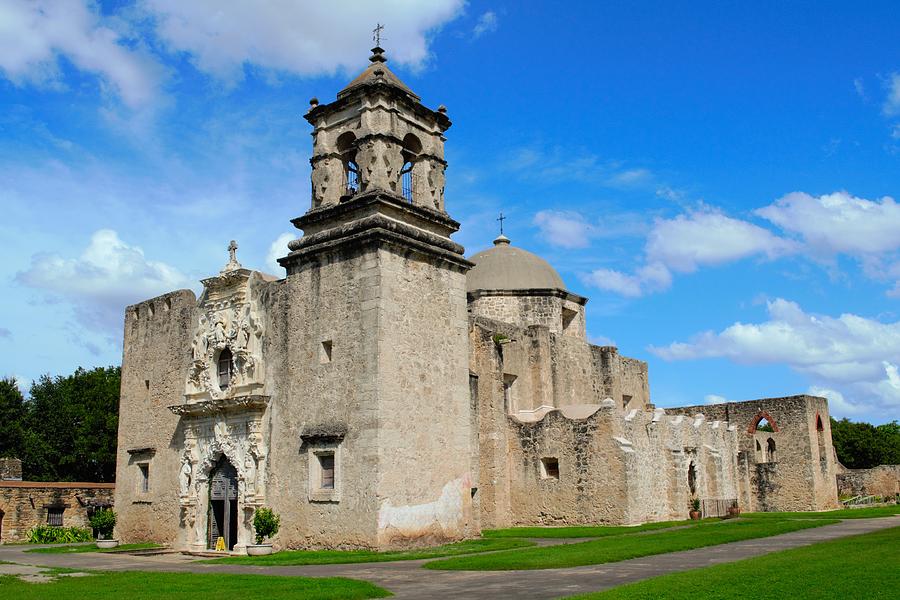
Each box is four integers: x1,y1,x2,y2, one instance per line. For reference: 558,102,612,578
426,518,836,570
742,505,900,520
203,537,534,566
0,571,390,600
569,525,900,599
483,520,694,538
26,542,163,554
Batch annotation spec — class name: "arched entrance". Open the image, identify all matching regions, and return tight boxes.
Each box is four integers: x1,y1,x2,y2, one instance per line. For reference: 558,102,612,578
207,457,238,551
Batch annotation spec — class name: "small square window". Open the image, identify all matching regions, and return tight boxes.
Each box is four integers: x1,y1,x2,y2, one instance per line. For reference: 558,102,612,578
47,507,64,526
541,457,559,480
319,454,335,489
320,340,333,363
139,463,150,493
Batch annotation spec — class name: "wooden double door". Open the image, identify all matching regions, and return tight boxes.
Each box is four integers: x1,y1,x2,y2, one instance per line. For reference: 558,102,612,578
207,458,238,551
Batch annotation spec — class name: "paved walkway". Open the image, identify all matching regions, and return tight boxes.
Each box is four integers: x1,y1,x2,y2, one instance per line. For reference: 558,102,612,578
1,516,897,598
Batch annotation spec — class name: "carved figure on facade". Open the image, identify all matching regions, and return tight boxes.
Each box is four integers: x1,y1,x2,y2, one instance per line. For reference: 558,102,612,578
182,243,267,402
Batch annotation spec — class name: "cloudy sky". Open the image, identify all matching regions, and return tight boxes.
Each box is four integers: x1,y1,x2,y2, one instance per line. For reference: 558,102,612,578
1,1,899,424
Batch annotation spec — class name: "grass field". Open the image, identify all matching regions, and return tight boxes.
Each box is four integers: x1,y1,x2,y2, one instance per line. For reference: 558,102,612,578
26,542,163,554
483,520,695,538
426,518,836,570
568,525,900,599
741,505,900,520
0,571,391,599
204,537,534,566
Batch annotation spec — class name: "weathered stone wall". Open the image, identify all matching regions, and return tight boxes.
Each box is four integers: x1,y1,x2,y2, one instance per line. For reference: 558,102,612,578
469,319,737,528
114,289,197,546
374,247,474,546
262,244,383,550
468,293,585,338
0,459,22,481
666,396,839,512
0,482,114,542
836,465,899,499
593,347,651,411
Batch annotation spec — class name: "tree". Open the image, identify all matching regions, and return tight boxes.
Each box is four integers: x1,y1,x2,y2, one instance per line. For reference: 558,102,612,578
831,417,900,469
22,367,120,482
0,377,27,459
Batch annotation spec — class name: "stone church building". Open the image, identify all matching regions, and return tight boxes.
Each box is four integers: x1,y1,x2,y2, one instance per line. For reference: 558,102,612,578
114,47,839,553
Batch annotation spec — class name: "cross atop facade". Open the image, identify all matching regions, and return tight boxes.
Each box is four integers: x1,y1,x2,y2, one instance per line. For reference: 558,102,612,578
497,212,506,235
373,23,384,46
223,239,242,272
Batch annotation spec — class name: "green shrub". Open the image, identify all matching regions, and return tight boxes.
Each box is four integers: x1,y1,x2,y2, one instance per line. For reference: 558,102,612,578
253,507,281,545
28,524,93,544
89,508,117,539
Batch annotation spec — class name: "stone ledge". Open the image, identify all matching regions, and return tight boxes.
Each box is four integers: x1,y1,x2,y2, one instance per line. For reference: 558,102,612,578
168,395,270,417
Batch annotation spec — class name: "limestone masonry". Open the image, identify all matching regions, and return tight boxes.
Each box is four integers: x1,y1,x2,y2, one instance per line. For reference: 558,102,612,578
113,47,852,553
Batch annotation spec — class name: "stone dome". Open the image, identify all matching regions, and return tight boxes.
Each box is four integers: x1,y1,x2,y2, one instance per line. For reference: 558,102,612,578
467,235,566,292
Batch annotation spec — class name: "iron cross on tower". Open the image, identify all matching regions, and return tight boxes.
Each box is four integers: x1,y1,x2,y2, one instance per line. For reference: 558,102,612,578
497,212,506,235
373,23,384,46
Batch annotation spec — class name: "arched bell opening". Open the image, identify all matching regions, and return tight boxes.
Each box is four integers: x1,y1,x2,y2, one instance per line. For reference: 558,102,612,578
336,132,360,198
400,133,422,203
207,457,239,551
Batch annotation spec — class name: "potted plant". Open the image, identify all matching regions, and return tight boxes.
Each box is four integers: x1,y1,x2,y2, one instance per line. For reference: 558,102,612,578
247,507,280,556
90,508,119,549
727,500,741,518
689,498,701,520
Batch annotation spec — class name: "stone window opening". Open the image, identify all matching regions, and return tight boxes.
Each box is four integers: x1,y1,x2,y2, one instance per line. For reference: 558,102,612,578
46,506,64,527
687,461,697,495
139,463,150,493
401,161,415,202
816,414,824,432
320,340,333,364
319,453,335,489
815,413,827,466
502,373,517,414
540,457,560,480
217,347,233,390
755,417,774,432
623,394,633,409
307,442,341,503
766,438,776,463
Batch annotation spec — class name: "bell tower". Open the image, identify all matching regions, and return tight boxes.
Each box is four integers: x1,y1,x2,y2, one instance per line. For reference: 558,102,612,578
305,46,450,212
277,47,477,546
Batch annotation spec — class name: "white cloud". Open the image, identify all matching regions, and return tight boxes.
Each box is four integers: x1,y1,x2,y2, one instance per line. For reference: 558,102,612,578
473,11,498,38
756,191,900,256
704,394,728,405
533,210,594,249
649,298,900,417
17,229,191,333
142,0,465,81
266,233,294,274
583,207,794,297
808,386,864,416
646,208,795,273
0,0,160,108
883,72,900,116
607,168,652,188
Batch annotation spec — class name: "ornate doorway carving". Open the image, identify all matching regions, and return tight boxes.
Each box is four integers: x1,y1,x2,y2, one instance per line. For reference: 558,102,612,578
208,458,238,550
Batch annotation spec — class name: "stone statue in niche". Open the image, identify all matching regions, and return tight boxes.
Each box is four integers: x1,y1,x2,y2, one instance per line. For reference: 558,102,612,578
179,454,193,496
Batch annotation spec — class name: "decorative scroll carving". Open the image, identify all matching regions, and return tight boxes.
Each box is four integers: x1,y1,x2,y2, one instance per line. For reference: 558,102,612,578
182,243,267,403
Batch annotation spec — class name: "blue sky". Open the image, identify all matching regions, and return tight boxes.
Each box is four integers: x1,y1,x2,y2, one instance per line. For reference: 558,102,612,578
1,1,899,424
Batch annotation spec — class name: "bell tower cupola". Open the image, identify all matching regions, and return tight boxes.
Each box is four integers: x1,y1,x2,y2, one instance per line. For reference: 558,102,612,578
306,46,451,211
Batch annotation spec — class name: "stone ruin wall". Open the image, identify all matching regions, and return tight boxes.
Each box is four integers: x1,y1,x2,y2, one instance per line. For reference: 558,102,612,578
0,483,114,543
837,465,899,500
114,289,197,546
469,318,737,528
666,396,840,512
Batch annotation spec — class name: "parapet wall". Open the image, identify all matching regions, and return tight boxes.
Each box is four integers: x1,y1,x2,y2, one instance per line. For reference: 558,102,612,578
0,482,114,542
